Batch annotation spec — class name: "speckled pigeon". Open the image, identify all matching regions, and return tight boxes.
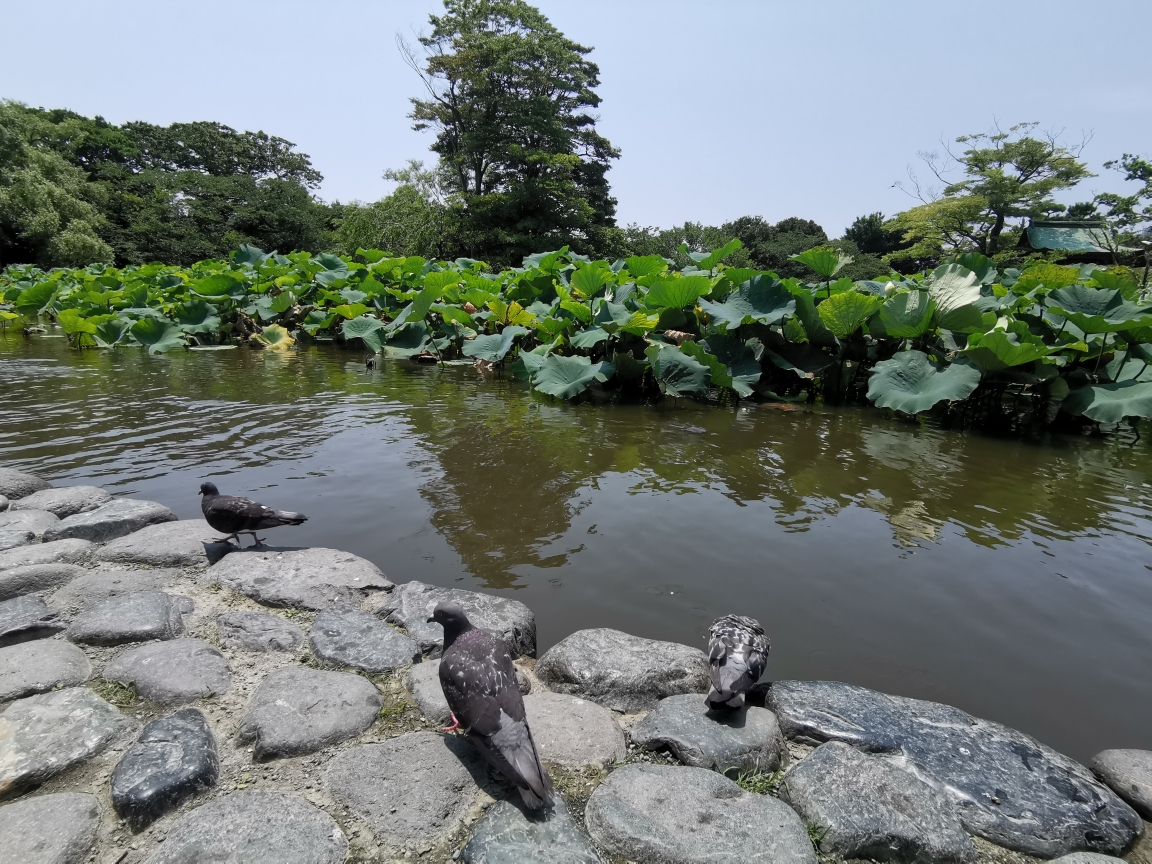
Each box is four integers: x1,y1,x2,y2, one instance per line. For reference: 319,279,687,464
198,482,306,547
706,614,770,710
430,601,554,809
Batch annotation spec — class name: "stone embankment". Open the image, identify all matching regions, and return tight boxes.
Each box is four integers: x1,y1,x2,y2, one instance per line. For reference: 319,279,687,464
1,464,1151,863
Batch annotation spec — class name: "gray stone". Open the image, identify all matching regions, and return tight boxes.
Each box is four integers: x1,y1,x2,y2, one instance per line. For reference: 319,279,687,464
111,708,218,830
0,563,86,601
0,792,101,864
50,568,181,612
524,692,625,769
584,763,816,864
11,486,111,518
378,580,535,658
767,681,1141,857
310,605,419,673
209,546,392,610
0,538,93,571
146,789,348,864
1049,855,1128,864
629,693,785,774
0,494,6,512
406,659,452,724
66,590,189,646
0,508,59,536
0,467,51,501
44,498,176,543
103,639,232,706
463,798,601,864
326,733,485,852
0,595,63,646
217,610,303,653
0,640,91,701
536,628,709,713
0,687,134,798
0,529,34,551
780,741,976,864
94,519,233,567
1091,749,1152,820
236,666,380,759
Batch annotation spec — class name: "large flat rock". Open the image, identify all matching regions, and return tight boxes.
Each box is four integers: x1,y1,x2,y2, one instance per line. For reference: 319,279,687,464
0,538,93,571
781,741,976,863
310,605,419,673
536,628,709,713
630,693,785,773
326,733,485,852
50,568,181,612
767,681,1142,857
209,546,392,610
0,508,58,536
0,467,51,500
66,590,190,646
0,792,101,864
112,708,218,830
94,519,233,567
217,610,304,653
236,666,381,759
0,640,91,702
0,595,63,647
524,692,625,769
463,798,600,864
0,563,86,601
11,486,111,518
378,580,536,658
44,498,176,543
585,763,815,864
146,789,348,864
406,659,452,724
1092,749,1152,820
0,687,135,798
103,639,232,706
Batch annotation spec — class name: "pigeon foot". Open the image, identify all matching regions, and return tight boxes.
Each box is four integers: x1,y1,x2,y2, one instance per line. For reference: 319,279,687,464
212,535,240,545
441,713,461,733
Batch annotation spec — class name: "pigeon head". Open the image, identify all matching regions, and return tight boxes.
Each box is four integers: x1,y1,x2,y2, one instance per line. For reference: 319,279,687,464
427,601,475,646
199,482,220,497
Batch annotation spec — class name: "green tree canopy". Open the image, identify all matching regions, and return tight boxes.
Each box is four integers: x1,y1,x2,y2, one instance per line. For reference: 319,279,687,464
403,0,619,265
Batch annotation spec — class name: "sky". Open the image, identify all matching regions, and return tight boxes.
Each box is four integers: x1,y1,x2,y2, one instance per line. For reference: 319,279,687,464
3,0,1150,237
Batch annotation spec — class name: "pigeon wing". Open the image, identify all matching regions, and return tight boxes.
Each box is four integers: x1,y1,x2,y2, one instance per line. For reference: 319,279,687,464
203,495,304,533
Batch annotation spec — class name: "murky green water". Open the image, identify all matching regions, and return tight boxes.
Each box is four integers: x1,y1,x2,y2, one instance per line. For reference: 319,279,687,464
3,331,1151,762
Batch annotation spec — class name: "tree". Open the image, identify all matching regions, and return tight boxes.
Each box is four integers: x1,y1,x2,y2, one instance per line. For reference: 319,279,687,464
890,123,1092,263
843,212,905,256
401,0,619,265
0,103,113,268
336,162,454,258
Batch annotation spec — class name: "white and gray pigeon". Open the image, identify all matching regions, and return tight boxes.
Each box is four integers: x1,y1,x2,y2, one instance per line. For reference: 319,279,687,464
706,614,770,710
430,601,554,809
198,482,307,547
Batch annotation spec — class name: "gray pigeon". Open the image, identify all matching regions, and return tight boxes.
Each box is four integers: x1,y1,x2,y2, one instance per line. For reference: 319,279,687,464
430,601,554,809
198,482,307,547
706,614,770,710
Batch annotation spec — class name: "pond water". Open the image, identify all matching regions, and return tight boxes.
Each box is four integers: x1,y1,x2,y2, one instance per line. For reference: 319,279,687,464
3,331,1151,763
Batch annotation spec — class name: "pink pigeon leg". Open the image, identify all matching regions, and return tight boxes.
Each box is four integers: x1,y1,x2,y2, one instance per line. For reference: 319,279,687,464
441,713,461,733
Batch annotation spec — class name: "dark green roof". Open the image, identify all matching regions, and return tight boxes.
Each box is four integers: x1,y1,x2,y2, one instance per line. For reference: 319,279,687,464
1025,221,1134,254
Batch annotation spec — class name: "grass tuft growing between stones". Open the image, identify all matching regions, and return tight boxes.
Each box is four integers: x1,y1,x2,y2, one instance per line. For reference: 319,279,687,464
548,763,610,829
730,766,783,796
93,679,137,706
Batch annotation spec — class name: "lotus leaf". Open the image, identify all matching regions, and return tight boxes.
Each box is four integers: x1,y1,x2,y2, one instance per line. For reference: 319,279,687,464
611,350,647,383
878,291,935,338
532,354,613,399
645,344,711,396
698,275,795,331
570,264,611,297
14,282,55,317
790,247,849,279
644,275,711,310
792,291,836,347
174,299,222,334
333,303,370,319
928,264,985,333
270,291,297,314
462,325,528,362
961,329,1056,371
254,324,294,351
232,245,270,266
817,290,882,340
93,318,131,347
1063,380,1152,423
623,255,666,278
955,252,997,284
692,239,742,272
130,318,186,354
384,322,431,358
867,350,981,414
191,274,244,298
699,335,761,396
57,309,97,335
570,327,609,349
343,315,387,352
763,343,835,380
1046,285,1152,334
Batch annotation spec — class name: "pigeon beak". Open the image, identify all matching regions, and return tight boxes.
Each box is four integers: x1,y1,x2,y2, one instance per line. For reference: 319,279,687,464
426,616,437,624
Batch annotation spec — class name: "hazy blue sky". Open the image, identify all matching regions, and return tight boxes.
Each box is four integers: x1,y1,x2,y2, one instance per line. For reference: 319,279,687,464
4,0,1149,236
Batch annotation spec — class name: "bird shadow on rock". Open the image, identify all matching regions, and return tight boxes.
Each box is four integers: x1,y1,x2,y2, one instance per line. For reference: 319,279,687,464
215,543,310,555
201,540,236,565
440,731,535,809
705,707,750,729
